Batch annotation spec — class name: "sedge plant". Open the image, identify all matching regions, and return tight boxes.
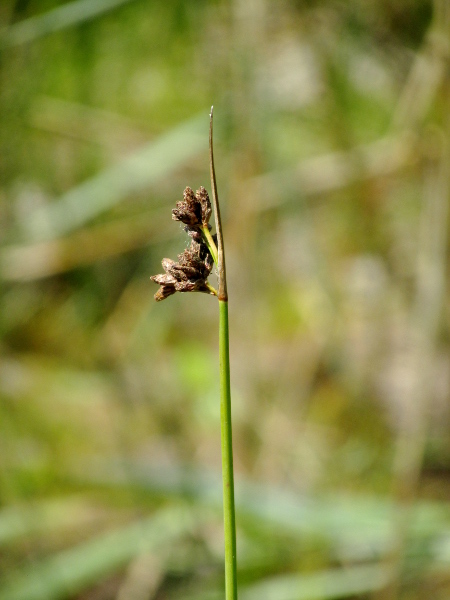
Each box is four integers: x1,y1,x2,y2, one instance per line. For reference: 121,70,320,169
150,108,238,600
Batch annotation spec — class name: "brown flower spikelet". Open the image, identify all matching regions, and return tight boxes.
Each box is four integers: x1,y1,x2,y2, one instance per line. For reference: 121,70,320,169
151,186,215,301
151,239,214,301
172,186,211,228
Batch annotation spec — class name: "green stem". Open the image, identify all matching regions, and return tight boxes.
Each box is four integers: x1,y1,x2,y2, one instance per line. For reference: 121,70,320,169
201,225,218,265
205,282,218,296
209,107,237,599
219,299,237,600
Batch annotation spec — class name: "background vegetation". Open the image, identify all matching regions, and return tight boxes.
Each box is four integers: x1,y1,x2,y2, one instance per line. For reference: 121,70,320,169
1,0,450,598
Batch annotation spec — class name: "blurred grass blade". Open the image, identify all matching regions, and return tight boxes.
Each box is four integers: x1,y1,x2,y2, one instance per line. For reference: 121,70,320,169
241,564,391,600
3,0,136,47
1,207,171,281
0,505,199,600
0,498,98,547
184,565,392,600
85,464,450,557
25,112,208,242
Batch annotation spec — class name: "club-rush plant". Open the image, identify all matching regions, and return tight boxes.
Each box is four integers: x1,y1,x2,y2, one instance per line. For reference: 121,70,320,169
151,108,238,600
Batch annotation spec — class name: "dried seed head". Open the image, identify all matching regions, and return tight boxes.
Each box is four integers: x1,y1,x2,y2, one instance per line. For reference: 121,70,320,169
172,186,203,227
176,242,212,281
151,241,214,300
151,185,216,301
172,186,212,229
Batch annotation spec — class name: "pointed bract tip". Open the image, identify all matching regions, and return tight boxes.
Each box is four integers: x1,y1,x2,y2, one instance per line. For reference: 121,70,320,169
210,105,214,117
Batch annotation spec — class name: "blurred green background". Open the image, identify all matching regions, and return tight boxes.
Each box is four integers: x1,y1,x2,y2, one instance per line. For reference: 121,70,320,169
1,0,450,599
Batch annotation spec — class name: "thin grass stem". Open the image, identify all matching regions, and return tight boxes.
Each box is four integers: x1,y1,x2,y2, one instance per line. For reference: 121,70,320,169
210,107,237,600
219,299,237,600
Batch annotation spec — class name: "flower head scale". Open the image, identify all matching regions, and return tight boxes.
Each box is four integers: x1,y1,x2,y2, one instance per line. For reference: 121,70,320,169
196,186,212,225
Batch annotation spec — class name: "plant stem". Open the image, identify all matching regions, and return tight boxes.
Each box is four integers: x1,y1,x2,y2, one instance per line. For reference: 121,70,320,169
205,282,218,296
219,298,237,600
210,106,237,600
201,225,218,265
